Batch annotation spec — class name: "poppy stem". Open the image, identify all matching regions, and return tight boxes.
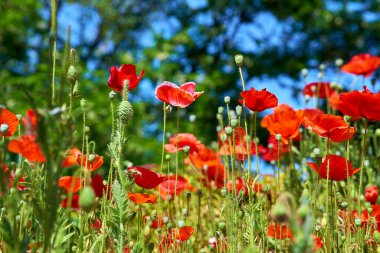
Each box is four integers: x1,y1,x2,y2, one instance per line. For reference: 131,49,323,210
174,106,180,216
325,138,332,253
358,119,368,212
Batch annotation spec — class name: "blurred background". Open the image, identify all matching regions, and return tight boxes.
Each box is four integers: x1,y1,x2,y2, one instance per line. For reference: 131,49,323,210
1,0,379,165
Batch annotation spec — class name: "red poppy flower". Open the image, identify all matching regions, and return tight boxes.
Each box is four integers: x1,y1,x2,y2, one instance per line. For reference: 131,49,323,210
148,216,165,229
303,82,332,98
77,154,103,172
175,226,194,241
238,87,278,112
0,108,19,137
62,194,80,209
341,53,380,77
302,109,324,127
58,176,82,193
8,135,46,162
62,147,82,168
128,166,166,189
261,104,304,144
338,86,380,121
267,224,293,239
107,64,145,92
307,154,360,181
313,235,324,251
226,177,263,196
365,185,378,205
329,91,340,110
90,174,107,198
155,81,203,108
128,192,157,204
22,109,38,135
260,135,289,162
188,148,225,188
158,175,195,200
304,114,355,142
165,133,204,154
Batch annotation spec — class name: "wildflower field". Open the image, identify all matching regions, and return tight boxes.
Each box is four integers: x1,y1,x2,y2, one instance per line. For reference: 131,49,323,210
1,1,380,253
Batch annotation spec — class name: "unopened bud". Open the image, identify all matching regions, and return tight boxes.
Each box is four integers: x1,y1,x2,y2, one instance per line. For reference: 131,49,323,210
118,100,134,125
165,154,171,160
0,123,9,134
109,91,116,100
236,105,242,116
182,145,190,154
335,59,343,67
218,106,224,114
225,126,233,136
234,54,244,67
301,68,308,77
67,65,78,85
79,186,96,212
230,119,238,128
275,134,282,141
224,96,230,104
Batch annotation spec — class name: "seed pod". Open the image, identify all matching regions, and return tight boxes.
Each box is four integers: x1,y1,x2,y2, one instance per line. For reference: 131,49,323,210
67,65,78,85
79,186,96,212
234,54,244,67
118,100,134,125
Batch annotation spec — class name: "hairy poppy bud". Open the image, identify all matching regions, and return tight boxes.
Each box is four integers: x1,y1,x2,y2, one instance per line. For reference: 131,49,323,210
236,105,242,116
79,186,96,212
301,68,308,77
230,119,237,128
182,145,190,154
234,54,244,67
271,203,289,223
218,106,224,114
67,65,78,85
354,218,361,226
224,126,232,136
0,123,9,134
335,59,343,66
118,100,134,125
109,91,116,100
224,96,230,105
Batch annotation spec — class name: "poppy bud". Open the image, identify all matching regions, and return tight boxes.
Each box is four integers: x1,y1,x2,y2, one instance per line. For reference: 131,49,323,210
196,189,203,198
79,186,96,212
218,221,226,230
354,218,361,226
319,64,326,70
165,105,172,113
109,91,116,100
343,115,351,123
16,215,20,222
165,154,171,160
236,105,242,116
317,72,324,79
304,95,311,102
368,207,373,214
80,99,87,111
218,106,224,114
178,220,185,227
275,134,282,141
182,145,190,154
118,100,134,125
221,187,227,197
244,135,251,143
335,59,343,66
224,126,232,136
234,54,244,67
313,148,320,156
224,96,230,105
182,208,187,216
301,68,308,77
151,210,157,220
16,114,22,121
67,65,78,85
88,154,95,162
144,225,150,236
0,123,9,134
271,203,289,223
340,181,346,188
15,168,22,178
220,133,227,142
186,192,191,200
189,114,196,122
374,231,380,243
163,217,169,224
230,119,237,128
341,202,348,209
